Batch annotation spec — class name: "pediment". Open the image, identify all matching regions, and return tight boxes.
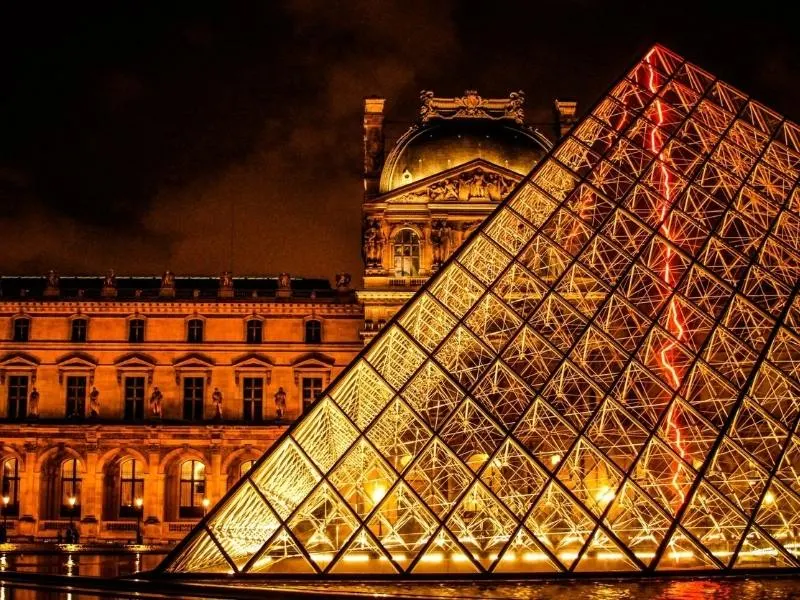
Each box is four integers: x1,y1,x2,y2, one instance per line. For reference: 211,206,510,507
56,352,98,368
381,158,522,205
291,352,335,369
173,352,216,368
114,352,158,368
0,351,40,368
232,352,275,369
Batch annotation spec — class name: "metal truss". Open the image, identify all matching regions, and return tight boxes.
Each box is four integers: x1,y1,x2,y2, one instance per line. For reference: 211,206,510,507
159,45,800,576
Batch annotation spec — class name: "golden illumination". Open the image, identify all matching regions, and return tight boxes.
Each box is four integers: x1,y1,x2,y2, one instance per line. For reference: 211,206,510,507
161,45,800,576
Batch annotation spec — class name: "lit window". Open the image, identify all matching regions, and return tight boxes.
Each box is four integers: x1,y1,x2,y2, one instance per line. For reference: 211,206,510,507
242,377,263,422
65,376,87,418
393,229,420,276
182,377,204,421
179,460,206,519
304,320,321,344
239,460,255,478
12,318,29,342
119,458,144,519
301,377,323,412
1,457,20,517
124,377,145,420
6,375,28,420
60,459,81,518
246,319,263,344
187,319,204,343
128,319,145,343
71,318,88,342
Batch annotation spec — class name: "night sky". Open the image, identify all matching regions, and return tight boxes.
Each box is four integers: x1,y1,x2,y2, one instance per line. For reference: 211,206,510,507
1,2,797,284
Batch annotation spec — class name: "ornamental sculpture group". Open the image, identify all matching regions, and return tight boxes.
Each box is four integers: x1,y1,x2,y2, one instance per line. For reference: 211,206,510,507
394,169,517,204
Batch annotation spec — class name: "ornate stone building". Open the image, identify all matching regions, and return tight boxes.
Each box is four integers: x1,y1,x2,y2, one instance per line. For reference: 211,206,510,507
0,272,361,543
358,91,576,340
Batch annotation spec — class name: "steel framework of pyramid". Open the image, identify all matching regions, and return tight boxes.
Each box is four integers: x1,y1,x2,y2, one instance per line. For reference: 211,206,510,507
159,45,800,576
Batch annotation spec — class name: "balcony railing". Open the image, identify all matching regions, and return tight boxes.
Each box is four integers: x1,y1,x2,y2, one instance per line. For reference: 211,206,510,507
103,521,138,532
387,277,427,288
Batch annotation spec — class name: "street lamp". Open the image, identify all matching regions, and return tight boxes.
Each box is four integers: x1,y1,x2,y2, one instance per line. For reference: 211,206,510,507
68,496,77,528
1,495,9,543
201,497,210,517
135,497,144,545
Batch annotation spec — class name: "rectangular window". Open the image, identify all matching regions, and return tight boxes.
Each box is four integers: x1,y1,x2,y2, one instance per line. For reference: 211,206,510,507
182,377,204,420
301,377,323,412
187,319,204,343
305,320,321,344
128,319,145,343
66,376,87,418
71,319,87,342
243,377,263,422
124,377,146,420
7,375,28,419
12,319,29,342
246,320,263,344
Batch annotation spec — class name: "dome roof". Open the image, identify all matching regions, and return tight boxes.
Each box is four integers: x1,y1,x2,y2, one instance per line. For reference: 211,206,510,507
379,120,551,193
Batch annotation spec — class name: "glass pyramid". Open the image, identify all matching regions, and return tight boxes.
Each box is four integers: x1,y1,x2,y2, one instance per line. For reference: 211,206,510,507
160,45,800,576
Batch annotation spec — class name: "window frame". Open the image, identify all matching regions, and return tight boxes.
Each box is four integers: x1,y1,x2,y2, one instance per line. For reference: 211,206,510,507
245,318,263,344
242,376,264,422
6,374,28,419
301,376,324,413
178,460,206,519
182,376,205,421
1,457,20,517
392,228,421,277
123,376,146,420
186,318,204,344
304,319,322,344
118,458,144,519
65,375,87,418
12,317,30,342
70,317,88,343
128,318,146,343
59,458,81,518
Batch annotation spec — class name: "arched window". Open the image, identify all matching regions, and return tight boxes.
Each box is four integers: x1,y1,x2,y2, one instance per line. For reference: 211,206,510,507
1,457,20,517
71,318,88,342
60,459,81,518
393,229,420,276
179,460,206,519
119,458,144,518
239,460,255,478
12,317,30,342
246,319,263,344
187,319,204,343
304,319,322,344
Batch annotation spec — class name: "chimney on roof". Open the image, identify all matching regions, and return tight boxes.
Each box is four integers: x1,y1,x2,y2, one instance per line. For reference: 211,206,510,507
554,99,578,139
363,96,386,201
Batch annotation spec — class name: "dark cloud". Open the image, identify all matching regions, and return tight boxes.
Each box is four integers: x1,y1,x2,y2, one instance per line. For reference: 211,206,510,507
0,1,797,281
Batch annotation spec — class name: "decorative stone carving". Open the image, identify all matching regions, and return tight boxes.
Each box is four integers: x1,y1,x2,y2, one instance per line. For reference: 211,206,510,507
363,219,384,268
219,271,234,298
89,386,100,417
212,387,224,420
28,387,40,418
274,387,286,420
160,270,176,297
149,386,163,418
277,273,292,298
102,269,117,298
430,220,452,268
335,273,352,290
390,168,516,204
44,270,60,297
419,90,526,124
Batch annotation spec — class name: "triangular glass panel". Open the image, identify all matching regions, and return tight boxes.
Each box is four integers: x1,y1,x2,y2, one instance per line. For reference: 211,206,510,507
493,526,561,573
472,360,535,429
404,438,473,518
754,480,800,561
656,527,721,571
438,398,505,472
328,438,397,519
733,525,795,569
574,528,640,572
401,360,463,431
165,527,233,574
291,397,358,473
480,438,548,519
328,527,399,574
329,360,393,430
412,527,481,574
248,527,316,574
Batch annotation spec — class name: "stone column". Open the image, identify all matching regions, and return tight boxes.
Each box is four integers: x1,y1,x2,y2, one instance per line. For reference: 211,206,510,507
82,450,99,540
363,97,386,200
145,449,163,543
18,444,38,538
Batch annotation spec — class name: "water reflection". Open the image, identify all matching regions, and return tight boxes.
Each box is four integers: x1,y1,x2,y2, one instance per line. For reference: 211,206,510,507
2,554,800,599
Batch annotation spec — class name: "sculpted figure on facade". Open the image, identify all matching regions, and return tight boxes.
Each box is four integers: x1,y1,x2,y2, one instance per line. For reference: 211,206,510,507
47,270,59,289
430,220,452,267
150,386,163,418
278,273,291,290
504,90,526,124
363,219,384,268
212,387,224,419
220,271,233,290
89,386,100,417
28,387,40,418
103,269,116,289
274,386,287,420
335,272,351,290
161,270,175,293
